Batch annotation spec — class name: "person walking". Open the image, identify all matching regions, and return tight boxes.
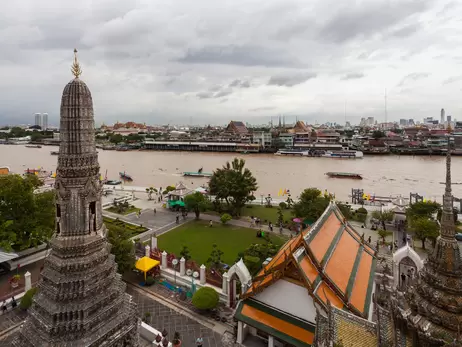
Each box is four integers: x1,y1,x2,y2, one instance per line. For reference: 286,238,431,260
367,236,371,244
1,301,6,314
279,222,283,234
176,213,180,224
11,297,17,308
209,220,213,228
153,208,156,215
269,222,273,232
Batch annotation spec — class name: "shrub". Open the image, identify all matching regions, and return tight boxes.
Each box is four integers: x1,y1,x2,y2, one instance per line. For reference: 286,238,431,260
357,207,368,215
279,202,287,210
243,255,261,275
192,287,219,310
145,276,155,286
220,213,232,224
20,287,38,310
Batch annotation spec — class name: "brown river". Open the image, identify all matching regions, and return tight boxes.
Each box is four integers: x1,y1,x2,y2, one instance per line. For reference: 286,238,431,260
1,145,461,202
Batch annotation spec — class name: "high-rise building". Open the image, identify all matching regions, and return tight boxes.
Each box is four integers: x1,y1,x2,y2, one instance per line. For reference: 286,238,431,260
42,113,48,130
34,113,42,128
13,50,139,346
441,108,445,124
448,115,452,123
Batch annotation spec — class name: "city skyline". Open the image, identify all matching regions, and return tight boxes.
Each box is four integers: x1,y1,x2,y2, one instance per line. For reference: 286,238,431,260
1,0,462,125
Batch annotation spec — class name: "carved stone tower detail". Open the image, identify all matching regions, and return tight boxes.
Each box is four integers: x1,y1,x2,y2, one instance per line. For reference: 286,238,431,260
13,50,140,347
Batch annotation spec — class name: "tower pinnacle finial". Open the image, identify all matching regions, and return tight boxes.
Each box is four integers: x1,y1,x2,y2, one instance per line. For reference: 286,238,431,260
446,136,452,196
71,48,82,78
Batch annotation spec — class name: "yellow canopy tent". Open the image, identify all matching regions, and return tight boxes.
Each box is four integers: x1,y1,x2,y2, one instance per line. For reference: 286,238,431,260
135,257,160,281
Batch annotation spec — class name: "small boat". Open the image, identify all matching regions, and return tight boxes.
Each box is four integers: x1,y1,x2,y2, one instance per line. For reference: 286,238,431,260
50,151,59,155
183,167,212,178
119,172,133,181
326,172,363,180
275,149,309,156
26,145,42,148
105,180,122,185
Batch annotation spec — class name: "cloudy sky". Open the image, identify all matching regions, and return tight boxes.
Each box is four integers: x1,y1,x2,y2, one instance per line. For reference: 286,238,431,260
0,0,461,126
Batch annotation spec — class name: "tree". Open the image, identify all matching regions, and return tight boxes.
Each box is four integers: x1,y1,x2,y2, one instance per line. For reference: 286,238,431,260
220,213,232,224
145,187,158,201
107,224,136,274
277,207,284,226
184,192,208,219
238,241,279,275
192,287,219,310
409,217,439,250
179,245,191,262
371,209,395,230
285,195,294,208
372,130,385,139
377,229,392,244
0,175,55,251
407,201,441,221
209,158,258,216
336,202,352,219
19,287,38,310
109,134,124,144
207,243,224,271
293,188,330,221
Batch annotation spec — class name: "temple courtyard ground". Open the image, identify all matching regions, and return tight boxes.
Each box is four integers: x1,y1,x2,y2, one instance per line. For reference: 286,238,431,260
157,220,286,265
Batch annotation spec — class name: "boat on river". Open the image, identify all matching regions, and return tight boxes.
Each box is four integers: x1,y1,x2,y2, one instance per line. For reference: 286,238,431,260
326,172,363,180
183,167,212,177
105,179,122,185
26,145,42,148
320,150,363,159
275,149,309,156
119,172,133,181
50,151,59,155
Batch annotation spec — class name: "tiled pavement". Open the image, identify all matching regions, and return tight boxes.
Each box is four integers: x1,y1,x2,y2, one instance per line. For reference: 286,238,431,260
126,286,226,347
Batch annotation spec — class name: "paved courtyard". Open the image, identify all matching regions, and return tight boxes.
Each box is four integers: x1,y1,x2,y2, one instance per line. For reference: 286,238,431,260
126,286,226,347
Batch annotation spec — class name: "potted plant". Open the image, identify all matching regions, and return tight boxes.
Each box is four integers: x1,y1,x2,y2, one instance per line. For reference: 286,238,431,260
155,334,162,344
173,332,181,347
9,274,20,289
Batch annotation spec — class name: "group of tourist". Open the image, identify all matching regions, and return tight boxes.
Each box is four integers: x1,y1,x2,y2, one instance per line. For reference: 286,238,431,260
1,296,17,314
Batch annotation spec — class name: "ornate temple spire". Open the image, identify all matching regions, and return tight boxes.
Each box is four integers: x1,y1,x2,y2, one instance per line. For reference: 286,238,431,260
71,48,82,78
440,136,455,240
13,50,139,347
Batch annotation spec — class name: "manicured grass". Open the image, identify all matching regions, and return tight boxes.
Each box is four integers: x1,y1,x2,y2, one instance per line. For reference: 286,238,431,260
105,206,141,215
157,220,286,266
103,216,148,237
241,205,293,224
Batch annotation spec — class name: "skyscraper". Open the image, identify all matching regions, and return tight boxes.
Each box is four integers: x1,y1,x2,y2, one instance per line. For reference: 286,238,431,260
441,108,445,124
42,113,48,130
34,113,42,128
13,50,139,346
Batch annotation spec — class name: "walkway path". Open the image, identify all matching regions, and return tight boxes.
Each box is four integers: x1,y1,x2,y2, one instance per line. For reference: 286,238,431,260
126,284,228,347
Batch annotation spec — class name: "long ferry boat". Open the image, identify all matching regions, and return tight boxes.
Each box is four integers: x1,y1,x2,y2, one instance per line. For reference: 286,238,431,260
275,149,310,156
326,172,363,179
320,150,363,159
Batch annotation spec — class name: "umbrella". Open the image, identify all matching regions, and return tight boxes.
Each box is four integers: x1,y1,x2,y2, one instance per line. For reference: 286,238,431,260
135,256,160,281
292,218,302,223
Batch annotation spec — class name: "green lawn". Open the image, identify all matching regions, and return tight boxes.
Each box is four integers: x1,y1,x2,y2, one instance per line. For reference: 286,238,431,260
157,220,286,266
105,206,141,215
103,217,148,238
241,205,293,224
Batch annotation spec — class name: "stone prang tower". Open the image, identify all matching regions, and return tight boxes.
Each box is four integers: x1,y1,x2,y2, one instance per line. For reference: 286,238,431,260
13,50,140,347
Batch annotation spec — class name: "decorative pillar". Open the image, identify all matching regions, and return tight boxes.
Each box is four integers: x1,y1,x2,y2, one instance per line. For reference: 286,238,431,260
241,282,246,295
237,321,244,344
222,272,229,294
151,236,158,250
161,251,168,269
179,257,186,276
268,335,274,347
145,245,150,257
200,264,206,285
24,271,32,292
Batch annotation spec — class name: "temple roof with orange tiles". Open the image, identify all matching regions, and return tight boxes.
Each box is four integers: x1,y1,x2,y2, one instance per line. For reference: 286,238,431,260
235,201,377,347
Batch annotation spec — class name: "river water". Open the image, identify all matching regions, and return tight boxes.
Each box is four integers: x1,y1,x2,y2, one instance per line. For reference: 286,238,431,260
1,145,460,202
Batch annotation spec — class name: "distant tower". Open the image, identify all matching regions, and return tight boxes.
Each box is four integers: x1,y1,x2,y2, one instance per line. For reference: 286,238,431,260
42,113,48,130
283,115,286,128
441,108,445,124
13,50,140,346
34,113,42,128
278,115,282,128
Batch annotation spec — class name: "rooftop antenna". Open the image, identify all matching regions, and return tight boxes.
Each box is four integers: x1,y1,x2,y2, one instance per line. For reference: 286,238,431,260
384,89,388,126
344,100,347,125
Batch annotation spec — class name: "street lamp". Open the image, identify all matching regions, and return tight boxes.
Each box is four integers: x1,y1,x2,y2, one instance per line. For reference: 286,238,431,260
260,194,264,205
186,269,199,294
172,259,179,286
